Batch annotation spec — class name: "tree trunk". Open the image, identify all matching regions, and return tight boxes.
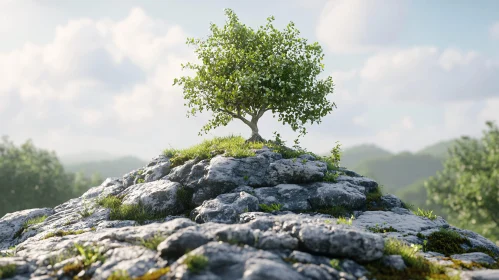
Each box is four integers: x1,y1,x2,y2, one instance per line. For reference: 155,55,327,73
245,119,265,143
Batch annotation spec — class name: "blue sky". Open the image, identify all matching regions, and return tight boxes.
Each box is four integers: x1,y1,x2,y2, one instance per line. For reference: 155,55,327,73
0,0,498,160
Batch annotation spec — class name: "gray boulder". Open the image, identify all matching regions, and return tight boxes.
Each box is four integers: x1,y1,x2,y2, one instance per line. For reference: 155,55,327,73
191,191,259,224
450,252,497,266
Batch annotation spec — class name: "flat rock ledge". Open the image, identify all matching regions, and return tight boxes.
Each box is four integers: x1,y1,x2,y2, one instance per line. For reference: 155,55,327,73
0,147,498,279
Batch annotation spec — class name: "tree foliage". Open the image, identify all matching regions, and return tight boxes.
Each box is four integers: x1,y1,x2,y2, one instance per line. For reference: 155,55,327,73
425,121,499,242
0,136,103,217
173,8,335,141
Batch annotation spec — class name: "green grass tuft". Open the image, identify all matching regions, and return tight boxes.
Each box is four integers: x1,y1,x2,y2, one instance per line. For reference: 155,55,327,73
74,243,105,267
23,215,48,228
43,229,85,239
425,228,471,256
336,215,355,225
365,186,386,211
107,270,130,280
135,267,171,280
182,254,209,274
140,234,167,251
315,205,350,218
176,186,194,212
368,223,398,233
162,135,341,174
323,171,339,182
78,202,94,218
259,203,282,212
329,259,341,270
14,214,49,238
0,264,17,279
366,238,457,280
413,208,437,220
163,135,265,168
97,195,167,224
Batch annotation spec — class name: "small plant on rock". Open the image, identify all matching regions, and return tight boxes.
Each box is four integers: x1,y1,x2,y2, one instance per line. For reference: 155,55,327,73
182,254,209,274
424,228,471,256
140,233,167,251
329,259,341,270
0,264,17,279
78,200,94,218
368,223,398,233
23,215,48,228
135,267,171,280
365,238,454,280
14,214,48,238
43,229,85,239
74,243,106,267
316,205,350,218
107,270,130,280
259,203,282,212
336,215,355,226
323,171,339,183
413,208,437,220
97,195,166,224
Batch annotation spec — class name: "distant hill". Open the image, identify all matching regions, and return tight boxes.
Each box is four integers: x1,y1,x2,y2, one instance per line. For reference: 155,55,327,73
64,156,148,178
353,152,444,194
416,139,457,160
338,144,393,169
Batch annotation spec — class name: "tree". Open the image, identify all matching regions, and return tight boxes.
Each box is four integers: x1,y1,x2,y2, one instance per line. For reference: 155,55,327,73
173,9,335,142
0,136,73,216
425,121,499,242
68,171,104,196
0,136,103,217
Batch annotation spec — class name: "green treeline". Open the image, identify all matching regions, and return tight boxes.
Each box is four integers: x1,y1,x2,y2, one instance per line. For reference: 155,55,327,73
0,136,103,217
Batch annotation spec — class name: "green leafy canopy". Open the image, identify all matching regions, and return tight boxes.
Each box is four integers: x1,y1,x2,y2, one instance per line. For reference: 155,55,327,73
425,121,499,243
173,8,335,140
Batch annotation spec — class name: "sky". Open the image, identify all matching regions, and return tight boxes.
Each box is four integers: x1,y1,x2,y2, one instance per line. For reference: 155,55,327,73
0,0,498,161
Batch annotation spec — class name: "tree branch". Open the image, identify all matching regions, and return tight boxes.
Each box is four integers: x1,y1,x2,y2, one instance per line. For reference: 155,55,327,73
219,108,252,127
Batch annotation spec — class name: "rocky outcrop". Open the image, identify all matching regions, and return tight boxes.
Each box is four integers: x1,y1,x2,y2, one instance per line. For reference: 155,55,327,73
0,146,498,279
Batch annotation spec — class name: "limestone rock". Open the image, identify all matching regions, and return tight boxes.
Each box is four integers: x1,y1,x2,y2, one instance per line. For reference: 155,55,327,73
191,191,259,224
450,252,497,266
0,149,498,279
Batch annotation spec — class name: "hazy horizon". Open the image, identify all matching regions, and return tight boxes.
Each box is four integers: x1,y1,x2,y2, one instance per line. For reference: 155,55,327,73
1,0,498,161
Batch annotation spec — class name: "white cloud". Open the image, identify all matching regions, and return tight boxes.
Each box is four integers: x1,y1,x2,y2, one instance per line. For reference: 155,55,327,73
357,47,499,102
478,97,499,124
352,115,366,126
0,7,198,157
401,116,414,130
82,109,104,126
316,0,408,54
489,21,499,40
